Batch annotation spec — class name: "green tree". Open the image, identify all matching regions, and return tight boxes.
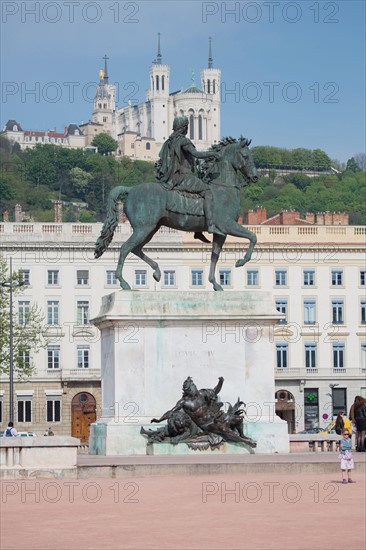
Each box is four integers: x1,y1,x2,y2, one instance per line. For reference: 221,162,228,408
0,256,49,377
91,133,118,155
312,149,332,171
346,157,361,173
69,167,93,194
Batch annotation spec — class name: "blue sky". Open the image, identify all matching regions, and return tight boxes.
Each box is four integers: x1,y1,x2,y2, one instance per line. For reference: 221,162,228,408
1,0,365,161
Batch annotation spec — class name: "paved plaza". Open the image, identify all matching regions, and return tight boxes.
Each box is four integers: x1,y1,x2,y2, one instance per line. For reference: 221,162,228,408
1,467,365,550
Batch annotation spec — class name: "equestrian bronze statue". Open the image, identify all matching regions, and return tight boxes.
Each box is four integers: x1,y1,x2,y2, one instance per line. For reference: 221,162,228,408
95,115,258,291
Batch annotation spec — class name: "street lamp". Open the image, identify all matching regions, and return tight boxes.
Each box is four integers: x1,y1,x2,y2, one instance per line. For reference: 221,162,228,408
1,257,25,423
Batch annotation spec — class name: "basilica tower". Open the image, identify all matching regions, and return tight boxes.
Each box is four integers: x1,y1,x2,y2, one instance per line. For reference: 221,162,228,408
148,34,170,145
200,38,221,143
92,55,117,136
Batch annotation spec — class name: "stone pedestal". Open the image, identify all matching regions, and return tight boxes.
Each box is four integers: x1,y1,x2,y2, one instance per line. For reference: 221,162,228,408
90,291,289,455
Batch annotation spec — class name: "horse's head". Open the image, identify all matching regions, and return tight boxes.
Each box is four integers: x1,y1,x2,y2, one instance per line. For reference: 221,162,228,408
234,137,258,184
204,137,258,186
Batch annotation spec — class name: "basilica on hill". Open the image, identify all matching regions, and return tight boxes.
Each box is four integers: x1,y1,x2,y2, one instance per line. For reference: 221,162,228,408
2,35,221,162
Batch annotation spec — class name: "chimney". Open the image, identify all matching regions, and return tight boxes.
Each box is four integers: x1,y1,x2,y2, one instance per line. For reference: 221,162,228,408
280,210,299,225
2,210,9,222
315,213,325,225
332,212,349,226
54,200,62,223
305,213,315,224
258,207,267,224
14,204,22,222
324,213,333,225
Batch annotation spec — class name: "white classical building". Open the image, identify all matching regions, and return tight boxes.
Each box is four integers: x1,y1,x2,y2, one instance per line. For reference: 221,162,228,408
82,35,221,160
0,221,365,440
2,36,221,162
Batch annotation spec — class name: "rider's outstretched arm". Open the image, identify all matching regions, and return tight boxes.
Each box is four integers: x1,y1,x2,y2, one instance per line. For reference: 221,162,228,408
183,143,216,160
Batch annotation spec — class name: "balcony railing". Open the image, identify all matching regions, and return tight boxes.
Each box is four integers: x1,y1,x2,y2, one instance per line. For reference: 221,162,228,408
62,368,100,381
275,367,363,378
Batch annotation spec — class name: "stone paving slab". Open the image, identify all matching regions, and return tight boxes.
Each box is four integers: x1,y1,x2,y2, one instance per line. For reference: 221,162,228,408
1,472,365,550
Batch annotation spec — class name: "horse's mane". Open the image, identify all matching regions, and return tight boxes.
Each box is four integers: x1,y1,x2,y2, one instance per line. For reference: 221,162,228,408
199,135,252,182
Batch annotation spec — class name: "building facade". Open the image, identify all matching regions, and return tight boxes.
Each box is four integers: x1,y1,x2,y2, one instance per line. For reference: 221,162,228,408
0,221,365,439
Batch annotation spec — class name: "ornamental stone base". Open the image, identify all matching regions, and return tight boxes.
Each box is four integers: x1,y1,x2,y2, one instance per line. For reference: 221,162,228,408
89,291,290,455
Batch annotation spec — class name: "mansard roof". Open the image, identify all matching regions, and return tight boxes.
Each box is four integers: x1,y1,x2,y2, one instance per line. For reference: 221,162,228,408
4,119,23,131
66,124,84,136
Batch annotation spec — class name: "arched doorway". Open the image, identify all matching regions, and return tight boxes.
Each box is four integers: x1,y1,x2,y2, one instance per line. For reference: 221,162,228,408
275,390,296,434
71,392,97,443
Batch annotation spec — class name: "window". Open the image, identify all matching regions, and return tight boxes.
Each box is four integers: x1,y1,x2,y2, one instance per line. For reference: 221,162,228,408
103,117,107,123
333,388,347,417
192,269,203,286
331,270,343,286
162,75,165,91
247,269,259,286
48,346,60,369
276,343,288,369
303,270,315,286
106,270,117,285
219,269,231,286
163,270,175,286
76,270,89,285
198,115,203,140
304,299,316,325
360,269,366,286
275,270,287,286
333,342,345,369
189,114,194,140
20,269,30,285
47,300,59,325
135,270,147,286
47,270,59,285
156,75,159,91
77,301,89,325
103,103,107,109
275,299,288,324
18,399,32,422
361,299,366,324
146,142,151,150
18,301,30,325
18,349,30,368
207,79,211,94
361,342,366,371
77,346,90,368
47,399,61,422
305,342,317,369
332,299,344,324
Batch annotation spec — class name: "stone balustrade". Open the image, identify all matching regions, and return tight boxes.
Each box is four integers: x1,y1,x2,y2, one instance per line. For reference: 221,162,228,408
290,434,342,453
0,436,80,478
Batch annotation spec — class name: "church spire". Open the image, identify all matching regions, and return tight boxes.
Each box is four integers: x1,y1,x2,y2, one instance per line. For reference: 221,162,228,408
156,32,162,64
208,37,213,68
103,54,109,83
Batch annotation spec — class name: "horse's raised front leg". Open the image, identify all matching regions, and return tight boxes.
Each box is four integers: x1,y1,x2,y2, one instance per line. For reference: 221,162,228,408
132,229,161,282
223,222,257,268
116,225,157,290
208,234,227,291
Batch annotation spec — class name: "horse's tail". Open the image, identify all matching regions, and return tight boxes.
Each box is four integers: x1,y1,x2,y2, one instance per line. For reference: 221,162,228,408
94,186,130,258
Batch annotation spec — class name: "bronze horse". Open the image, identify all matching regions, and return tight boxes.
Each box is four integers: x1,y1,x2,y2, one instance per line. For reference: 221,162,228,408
95,137,258,291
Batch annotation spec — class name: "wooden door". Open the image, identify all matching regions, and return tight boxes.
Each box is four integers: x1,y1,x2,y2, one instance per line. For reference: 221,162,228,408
71,392,96,443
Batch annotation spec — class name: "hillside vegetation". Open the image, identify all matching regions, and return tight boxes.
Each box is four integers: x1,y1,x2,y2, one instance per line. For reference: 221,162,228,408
0,138,365,224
